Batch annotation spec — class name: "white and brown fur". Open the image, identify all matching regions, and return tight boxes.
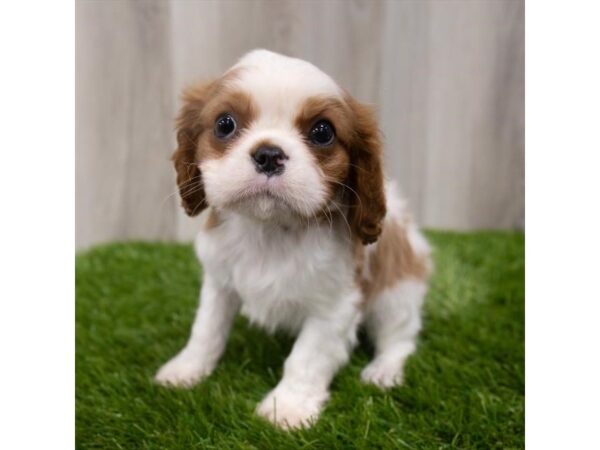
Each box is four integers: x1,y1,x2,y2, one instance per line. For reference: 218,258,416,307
155,50,432,429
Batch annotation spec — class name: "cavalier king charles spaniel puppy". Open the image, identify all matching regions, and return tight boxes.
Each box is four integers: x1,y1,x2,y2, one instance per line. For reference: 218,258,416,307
155,49,431,429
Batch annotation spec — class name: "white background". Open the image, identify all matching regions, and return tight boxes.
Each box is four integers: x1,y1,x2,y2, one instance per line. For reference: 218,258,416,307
1,0,599,448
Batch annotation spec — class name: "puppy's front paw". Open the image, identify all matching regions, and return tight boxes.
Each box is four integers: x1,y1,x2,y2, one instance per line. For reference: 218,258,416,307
361,357,404,389
256,384,328,430
154,352,214,388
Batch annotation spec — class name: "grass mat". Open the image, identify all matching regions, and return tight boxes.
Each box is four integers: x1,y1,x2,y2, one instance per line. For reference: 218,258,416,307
76,231,524,449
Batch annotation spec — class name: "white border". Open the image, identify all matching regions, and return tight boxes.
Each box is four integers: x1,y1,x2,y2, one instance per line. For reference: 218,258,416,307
0,1,74,449
1,0,600,448
527,0,600,448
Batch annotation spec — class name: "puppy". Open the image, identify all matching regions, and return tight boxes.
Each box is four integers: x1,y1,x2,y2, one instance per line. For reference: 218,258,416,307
155,49,432,429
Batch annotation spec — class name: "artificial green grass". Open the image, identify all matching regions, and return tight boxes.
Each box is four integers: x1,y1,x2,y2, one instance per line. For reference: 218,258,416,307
76,231,524,449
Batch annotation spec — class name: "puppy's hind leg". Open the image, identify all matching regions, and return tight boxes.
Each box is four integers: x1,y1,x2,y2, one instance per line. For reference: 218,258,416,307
361,279,427,389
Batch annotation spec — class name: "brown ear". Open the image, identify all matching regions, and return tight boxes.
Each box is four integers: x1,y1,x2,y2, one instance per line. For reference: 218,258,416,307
172,81,214,216
346,96,387,245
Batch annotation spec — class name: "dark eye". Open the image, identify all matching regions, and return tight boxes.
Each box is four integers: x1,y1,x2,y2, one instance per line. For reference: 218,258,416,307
214,114,236,139
309,120,335,146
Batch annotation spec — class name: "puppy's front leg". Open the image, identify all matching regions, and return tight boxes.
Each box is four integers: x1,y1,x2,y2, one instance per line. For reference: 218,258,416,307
155,274,239,388
257,296,361,429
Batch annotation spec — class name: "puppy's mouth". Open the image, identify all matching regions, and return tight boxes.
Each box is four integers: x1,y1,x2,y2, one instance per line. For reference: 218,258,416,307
235,183,290,206
225,179,309,218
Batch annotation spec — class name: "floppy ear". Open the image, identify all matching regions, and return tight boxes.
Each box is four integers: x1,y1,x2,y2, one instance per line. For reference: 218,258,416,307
346,96,387,245
172,81,214,216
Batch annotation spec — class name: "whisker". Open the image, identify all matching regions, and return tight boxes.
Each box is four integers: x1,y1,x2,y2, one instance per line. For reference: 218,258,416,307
321,176,365,222
159,173,205,212
329,200,353,241
346,162,370,175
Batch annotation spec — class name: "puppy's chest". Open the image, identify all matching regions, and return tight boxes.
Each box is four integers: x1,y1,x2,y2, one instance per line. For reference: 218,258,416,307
196,221,354,333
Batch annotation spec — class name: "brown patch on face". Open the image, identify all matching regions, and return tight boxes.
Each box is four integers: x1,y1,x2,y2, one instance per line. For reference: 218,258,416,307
171,71,257,216
295,96,351,202
294,94,386,244
199,89,258,158
358,219,431,303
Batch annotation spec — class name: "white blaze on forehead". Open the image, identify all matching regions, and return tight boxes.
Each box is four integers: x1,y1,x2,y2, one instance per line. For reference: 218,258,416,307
226,49,343,125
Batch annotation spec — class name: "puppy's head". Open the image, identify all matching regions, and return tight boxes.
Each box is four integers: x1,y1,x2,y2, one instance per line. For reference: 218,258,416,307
173,49,386,244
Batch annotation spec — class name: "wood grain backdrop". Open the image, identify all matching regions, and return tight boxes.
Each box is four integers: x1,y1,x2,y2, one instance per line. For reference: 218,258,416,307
76,0,524,249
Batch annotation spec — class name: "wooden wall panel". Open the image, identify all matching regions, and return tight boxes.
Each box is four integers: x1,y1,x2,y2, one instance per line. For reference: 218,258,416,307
76,0,524,248
76,0,177,247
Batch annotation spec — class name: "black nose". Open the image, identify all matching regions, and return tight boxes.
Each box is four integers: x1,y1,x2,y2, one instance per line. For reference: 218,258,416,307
252,145,287,176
